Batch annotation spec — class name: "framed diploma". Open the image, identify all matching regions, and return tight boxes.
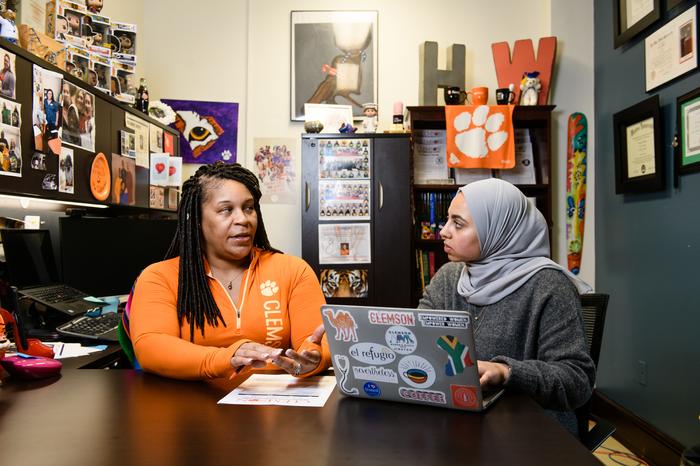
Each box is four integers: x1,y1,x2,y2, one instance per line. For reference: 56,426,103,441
675,86,700,184
614,0,660,48
613,95,664,194
645,5,698,91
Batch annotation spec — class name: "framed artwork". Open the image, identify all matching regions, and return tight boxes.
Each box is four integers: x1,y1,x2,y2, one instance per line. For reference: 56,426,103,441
613,95,664,194
613,0,660,48
675,86,700,183
645,4,697,91
291,10,378,122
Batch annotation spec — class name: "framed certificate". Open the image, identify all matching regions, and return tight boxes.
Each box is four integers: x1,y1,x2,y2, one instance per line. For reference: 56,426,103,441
613,95,664,194
645,5,697,91
675,86,700,185
613,0,660,48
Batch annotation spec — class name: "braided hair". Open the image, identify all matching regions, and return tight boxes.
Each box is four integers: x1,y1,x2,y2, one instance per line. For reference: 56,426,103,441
165,162,280,340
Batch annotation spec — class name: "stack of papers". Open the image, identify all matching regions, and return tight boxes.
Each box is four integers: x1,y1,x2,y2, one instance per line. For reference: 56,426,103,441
413,129,450,183
496,128,537,184
44,342,108,359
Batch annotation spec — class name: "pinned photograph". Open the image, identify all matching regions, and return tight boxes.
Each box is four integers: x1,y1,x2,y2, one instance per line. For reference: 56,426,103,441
0,96,22,178
58,147,74,193
32,64,63,154
125,112,149,167
149,185,165,209
318,138,370,179
150,123,163,152
0,49,16,99
42,173,58,190
319,180,370,220
111,153,136,205
320,268,369,298
120,130,136,157
163,130,175,155
31,152,47,170
318,223,371,264
59,79,95,152
167,188,179,210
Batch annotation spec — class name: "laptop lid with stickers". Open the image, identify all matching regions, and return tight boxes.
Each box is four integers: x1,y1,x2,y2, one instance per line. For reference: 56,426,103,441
321,304,504,411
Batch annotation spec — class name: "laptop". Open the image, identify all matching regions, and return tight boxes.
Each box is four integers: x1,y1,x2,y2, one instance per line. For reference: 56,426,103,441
321,304,504,411
0,229,100,317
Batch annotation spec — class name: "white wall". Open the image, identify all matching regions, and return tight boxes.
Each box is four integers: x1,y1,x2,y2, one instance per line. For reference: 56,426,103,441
116,0,594,278
550,0,596,287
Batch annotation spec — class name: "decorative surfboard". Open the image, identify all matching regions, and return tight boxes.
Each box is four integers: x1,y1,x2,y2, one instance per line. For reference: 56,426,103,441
566,113,587,275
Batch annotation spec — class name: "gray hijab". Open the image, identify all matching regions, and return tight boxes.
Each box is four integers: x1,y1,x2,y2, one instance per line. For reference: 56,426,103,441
456,178,591,305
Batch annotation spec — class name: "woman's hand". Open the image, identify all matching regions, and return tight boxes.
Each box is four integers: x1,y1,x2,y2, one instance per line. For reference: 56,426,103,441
273,324,325,376
231,342,283,371
478,360,511,388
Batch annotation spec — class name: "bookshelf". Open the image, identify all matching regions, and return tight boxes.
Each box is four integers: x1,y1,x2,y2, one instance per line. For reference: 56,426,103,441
408,105,555,306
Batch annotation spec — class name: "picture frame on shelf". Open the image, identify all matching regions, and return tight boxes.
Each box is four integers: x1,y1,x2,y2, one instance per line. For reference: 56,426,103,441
675,85,700,184
613,0,660,48
645,4,697,91
290,10,378,122
613,95,664,194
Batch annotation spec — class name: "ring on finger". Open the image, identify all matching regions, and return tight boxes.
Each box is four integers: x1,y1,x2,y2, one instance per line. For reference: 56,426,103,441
293,362,301,376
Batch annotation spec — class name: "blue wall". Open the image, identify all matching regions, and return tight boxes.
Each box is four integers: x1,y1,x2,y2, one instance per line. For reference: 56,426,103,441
595,0,700,447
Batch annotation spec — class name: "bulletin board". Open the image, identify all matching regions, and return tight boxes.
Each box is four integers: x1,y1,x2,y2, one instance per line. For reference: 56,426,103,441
0,40,180,211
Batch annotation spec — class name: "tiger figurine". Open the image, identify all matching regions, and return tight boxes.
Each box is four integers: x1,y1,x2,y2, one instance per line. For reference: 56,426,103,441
320,269,368,298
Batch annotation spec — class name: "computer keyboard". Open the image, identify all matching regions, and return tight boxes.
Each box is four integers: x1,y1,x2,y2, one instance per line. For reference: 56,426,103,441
56,312,119,340
29,285,87,304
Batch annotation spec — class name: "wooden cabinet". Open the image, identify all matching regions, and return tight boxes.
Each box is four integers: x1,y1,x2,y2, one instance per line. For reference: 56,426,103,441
407,105,555,305
301,133,412,307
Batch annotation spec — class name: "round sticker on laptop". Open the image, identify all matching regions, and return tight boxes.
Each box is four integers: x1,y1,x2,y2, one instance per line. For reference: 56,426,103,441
385,326,417,354
398,355,436,388
363,381,381,397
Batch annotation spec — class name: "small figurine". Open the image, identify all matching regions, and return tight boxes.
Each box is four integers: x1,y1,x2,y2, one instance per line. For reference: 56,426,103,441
361,102,378,133
134,77,149,114
519,71,541,106
339,122,356,134
85,0,104,14
0,3,18,45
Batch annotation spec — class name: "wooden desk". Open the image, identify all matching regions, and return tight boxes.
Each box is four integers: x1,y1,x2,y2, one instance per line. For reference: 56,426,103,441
0,370,600,466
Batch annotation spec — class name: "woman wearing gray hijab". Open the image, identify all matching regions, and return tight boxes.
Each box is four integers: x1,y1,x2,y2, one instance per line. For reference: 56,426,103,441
419,178,595,436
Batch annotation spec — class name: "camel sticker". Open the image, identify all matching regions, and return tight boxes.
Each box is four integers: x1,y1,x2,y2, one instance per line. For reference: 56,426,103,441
323,308,359,342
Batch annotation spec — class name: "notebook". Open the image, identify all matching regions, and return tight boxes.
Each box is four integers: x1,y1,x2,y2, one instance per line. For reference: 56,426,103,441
321,304,504,411
0,229,99,317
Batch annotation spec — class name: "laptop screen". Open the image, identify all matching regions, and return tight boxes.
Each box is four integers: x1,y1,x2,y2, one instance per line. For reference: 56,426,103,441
1,229,59,288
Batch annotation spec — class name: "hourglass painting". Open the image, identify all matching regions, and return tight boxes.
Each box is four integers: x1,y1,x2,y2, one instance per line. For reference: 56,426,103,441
291,10,377,121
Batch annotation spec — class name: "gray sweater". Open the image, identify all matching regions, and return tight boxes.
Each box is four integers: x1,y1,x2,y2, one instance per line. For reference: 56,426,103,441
419,263,595,435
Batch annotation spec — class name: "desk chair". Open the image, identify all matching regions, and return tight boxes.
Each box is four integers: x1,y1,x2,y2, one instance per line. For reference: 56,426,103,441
116,280,141,370
576,293,615,451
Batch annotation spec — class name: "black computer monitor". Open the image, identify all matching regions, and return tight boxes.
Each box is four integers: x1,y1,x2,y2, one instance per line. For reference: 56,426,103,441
59,217,178,296
0,229,60,288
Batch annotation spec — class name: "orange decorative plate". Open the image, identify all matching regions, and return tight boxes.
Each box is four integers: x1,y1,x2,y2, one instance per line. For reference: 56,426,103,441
90,152,111,201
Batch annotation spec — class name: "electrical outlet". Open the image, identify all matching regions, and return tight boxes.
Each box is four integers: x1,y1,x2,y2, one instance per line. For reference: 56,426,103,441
638,360,647,386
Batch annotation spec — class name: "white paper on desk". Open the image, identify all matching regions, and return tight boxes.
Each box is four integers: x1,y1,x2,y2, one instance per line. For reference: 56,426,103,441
218,374,336,407
43,342,107,359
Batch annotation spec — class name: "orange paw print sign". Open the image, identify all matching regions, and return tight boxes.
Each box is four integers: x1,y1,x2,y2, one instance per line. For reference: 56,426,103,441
445,105,515,169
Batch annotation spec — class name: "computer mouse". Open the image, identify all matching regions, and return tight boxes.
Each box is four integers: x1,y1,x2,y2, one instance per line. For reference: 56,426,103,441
0,354,62,380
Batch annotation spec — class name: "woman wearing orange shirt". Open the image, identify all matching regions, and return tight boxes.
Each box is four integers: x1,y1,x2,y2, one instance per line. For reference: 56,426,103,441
130,162,330,381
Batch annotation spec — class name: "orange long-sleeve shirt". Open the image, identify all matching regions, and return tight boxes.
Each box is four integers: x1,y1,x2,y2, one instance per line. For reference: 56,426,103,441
130,248,330,381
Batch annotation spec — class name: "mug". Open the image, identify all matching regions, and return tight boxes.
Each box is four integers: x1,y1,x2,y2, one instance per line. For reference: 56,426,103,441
496,87,515,105
466,87,488,105
444,86,466,105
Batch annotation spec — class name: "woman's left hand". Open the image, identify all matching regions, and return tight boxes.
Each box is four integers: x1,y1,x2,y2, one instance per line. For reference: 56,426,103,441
273,324,325,376
477,360,511,388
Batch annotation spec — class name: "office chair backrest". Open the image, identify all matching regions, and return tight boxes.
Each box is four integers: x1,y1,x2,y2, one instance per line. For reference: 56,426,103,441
580,293,609,367
577,293,614,450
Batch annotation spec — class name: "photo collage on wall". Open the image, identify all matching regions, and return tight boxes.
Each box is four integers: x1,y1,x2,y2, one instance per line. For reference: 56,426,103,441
0,95,21,178
317,138,372,299
252,137,296,205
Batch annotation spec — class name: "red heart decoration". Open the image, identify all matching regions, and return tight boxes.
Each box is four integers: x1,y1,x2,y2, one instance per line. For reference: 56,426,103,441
169,166,176,176
155,163,165,173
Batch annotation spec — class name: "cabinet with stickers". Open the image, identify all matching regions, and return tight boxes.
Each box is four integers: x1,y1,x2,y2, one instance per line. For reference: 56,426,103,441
407,105,555,306
301,133,412,307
